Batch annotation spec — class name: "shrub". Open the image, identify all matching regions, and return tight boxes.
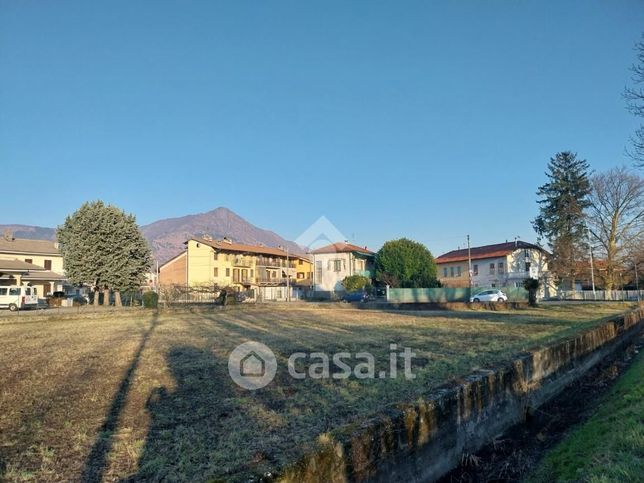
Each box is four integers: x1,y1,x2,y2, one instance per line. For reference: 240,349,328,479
142,291,159,309
342,275,371,292
376,238,440,288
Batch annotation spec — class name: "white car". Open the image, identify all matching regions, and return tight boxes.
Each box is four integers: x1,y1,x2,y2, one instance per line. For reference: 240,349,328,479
470,290,508,303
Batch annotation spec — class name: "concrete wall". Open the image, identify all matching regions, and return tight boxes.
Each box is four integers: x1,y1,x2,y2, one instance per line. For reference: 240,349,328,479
277,306,644,483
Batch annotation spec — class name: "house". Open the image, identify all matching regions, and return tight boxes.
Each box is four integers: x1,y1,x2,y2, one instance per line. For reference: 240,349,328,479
435,240,554,298
310,242,375,293
158,236,313,301
0,231,66,297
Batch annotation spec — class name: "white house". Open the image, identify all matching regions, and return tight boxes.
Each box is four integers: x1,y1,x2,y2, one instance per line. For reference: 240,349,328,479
311,242,375,293
436,241,554,298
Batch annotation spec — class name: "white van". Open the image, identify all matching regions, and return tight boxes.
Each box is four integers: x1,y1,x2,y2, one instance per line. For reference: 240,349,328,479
0,285,39,311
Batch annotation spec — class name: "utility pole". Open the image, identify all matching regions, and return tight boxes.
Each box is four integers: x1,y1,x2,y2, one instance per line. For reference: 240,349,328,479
635,259,640,302
589,245,596,300
467,235,472,292
286,247,290,302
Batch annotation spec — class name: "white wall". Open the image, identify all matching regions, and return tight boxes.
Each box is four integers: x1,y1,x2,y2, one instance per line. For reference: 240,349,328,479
313,253,352,292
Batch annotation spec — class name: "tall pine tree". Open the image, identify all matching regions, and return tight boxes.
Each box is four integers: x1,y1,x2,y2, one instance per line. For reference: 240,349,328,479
532,152,591,290
57,201,152,306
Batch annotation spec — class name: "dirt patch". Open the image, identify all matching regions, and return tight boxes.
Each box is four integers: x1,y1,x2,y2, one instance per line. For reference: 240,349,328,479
438,335,643,483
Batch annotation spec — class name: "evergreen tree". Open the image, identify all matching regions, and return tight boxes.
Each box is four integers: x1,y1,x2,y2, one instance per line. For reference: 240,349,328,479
532,152,591,290
375,238,439,288
57,201,152,306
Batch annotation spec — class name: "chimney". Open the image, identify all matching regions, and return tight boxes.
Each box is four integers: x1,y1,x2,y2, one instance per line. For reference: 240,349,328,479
203,234,212,241
3,229,13,242
222,236,233,244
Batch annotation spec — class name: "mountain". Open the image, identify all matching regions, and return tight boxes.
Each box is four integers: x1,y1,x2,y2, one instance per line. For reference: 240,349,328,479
0,224,56,241
2,207,303,264
140,207,303,263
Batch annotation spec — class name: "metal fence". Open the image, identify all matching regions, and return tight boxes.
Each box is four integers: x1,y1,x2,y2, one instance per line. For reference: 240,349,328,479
387,286,529,303
557,290,644,301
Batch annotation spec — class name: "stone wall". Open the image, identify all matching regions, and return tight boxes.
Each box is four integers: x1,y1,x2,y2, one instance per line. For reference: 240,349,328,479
277,306,644,483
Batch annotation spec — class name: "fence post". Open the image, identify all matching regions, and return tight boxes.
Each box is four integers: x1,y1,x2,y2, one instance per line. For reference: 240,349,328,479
385,284,390,302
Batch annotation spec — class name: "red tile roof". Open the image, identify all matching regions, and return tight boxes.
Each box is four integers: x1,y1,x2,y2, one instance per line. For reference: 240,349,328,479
436,241,547,264
190,237,310,261
310,242,374,255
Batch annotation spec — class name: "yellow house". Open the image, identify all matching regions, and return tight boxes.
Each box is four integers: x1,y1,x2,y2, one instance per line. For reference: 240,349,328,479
0,231,66,297
159,236,312,300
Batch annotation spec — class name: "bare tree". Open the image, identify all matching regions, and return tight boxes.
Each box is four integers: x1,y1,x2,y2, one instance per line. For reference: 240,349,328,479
625,35,644,168
587,167,644,289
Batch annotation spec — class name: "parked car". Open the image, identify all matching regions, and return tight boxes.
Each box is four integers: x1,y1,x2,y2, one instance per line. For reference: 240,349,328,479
0,285,39,311
470,290,508,303
342,291,369,303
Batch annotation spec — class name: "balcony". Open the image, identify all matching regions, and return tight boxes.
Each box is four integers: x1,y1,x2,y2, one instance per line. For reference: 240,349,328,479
232,276,254,285
256,277,289,286
256,257,296,269
233,257,253,267
354,270,373,278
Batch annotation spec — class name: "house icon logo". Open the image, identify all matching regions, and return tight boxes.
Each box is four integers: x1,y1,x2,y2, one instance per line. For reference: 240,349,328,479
228,341,277,390
240,351,265,377
294,216,347,251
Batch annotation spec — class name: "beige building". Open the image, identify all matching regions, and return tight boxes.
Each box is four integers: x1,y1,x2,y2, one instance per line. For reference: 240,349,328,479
0,231,66,297
310,242,375,293
436,241,554,298
159,236,313,301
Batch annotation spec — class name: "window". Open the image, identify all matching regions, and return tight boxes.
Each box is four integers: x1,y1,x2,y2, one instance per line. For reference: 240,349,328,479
456,266,462,277
44,260,52,270
250,269,254,278
334,259,342,272
225,268,230,277
489,263,495,275
25,288,31,295
316,261,322,281
298,259,303,266
491,283,496,288
297,272,304,279
0,288,6,296
498,262,504,274
9,288,20,296
450,267,455,277
473,264,478,276
213,267,218,277
213,252,218,260
525,261,531,272
25,258,33,264
443,267,448,277
515,282,523,288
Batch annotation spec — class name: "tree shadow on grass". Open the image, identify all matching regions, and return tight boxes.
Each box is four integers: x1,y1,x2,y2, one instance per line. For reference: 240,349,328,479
81,312,159,482
127,345,261,482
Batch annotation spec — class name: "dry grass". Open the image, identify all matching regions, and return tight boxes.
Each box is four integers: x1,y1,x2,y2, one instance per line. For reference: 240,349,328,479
0,303,634,482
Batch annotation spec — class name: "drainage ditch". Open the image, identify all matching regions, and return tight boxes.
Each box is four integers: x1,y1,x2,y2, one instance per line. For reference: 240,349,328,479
438,335,643,483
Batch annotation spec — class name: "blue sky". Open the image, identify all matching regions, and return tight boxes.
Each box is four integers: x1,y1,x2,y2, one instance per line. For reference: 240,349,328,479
1,1,642,256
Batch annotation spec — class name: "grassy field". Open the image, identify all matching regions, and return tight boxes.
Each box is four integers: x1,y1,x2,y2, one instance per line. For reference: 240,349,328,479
0,303,634,482
528,347,644,483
